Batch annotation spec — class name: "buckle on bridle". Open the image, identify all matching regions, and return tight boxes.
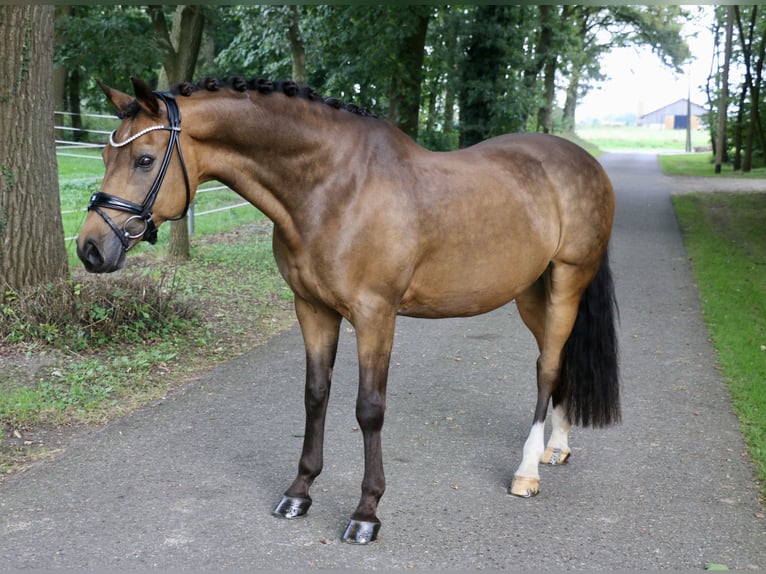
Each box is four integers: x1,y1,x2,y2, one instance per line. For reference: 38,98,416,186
87,90,191,251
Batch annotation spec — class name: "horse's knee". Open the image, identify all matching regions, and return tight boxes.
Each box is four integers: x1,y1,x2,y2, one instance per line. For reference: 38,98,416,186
356,393,385,431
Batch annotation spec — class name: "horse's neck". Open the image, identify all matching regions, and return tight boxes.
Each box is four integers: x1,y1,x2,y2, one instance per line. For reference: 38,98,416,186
189,93,352,248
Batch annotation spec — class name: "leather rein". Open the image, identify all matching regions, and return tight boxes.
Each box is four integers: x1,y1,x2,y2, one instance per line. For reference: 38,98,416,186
87,91,191,251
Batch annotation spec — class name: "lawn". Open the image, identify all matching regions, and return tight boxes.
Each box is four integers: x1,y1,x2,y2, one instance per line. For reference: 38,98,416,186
56,152,264,267
576,125,711,152
659,152,766,178
665,153,766,499
0,152,295,475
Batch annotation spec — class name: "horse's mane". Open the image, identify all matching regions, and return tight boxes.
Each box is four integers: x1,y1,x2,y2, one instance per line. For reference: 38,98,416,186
117,76,376,121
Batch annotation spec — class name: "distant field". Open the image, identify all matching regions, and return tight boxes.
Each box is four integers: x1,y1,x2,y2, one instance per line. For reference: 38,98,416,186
576,125,711,151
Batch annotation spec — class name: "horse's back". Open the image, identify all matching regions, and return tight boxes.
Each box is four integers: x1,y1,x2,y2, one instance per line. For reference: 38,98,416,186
397,133,614,318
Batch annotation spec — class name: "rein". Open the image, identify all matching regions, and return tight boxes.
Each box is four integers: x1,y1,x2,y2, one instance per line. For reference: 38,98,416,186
88,91,191,250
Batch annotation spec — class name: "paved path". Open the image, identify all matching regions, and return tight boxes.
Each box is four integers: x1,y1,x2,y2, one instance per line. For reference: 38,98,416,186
1,153,764,569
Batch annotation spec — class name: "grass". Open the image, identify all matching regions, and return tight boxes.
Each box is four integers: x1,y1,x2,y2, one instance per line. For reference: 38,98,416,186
1,154,295,476
56,152,263,266
576,125,711,151
659,152,766,178
670,186,766,500
1,225,295,473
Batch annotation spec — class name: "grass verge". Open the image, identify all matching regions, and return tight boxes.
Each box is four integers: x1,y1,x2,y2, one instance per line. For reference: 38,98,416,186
576,125,710,151
659,152,766,178
0,221,294,477
672,192,766,500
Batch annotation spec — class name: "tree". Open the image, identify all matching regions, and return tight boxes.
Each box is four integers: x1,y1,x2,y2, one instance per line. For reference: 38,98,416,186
458,5,540,146
216,5,432,139
716,6,734,174
0,5,68,292
54,6,163,124
147,5,205,262
559,5,691,132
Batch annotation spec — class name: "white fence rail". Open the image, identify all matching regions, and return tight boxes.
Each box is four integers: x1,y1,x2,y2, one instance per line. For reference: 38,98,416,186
56,110,249,241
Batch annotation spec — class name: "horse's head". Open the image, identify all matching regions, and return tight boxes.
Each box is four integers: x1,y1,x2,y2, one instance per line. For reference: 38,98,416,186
76,77,193,273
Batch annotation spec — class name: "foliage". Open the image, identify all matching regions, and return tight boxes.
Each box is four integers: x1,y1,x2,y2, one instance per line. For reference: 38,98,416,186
706,5,766,172
142,4,693,148
54,6,163,111
0,222,294,473
1,272,196,351
673,192,766,498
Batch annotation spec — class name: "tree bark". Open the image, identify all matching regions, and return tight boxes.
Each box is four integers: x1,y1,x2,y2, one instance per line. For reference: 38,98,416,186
536,5,556,133
287,5,305,85
715,5,734,174
0,5,68,292
149,5,205,262
386,7,430,139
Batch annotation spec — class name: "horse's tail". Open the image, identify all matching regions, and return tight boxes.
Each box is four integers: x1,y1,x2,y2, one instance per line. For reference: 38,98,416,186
556,249,621,428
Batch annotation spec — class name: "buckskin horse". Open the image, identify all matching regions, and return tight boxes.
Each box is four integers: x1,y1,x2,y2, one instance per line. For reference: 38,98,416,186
76,76,620,544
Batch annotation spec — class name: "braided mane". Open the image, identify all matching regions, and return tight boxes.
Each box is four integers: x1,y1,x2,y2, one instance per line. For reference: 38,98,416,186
171,76,379,119
115,76,379,121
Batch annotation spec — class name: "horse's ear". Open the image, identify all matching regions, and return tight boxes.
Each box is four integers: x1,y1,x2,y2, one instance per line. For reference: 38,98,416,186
130,76,160,117
97,79,134,114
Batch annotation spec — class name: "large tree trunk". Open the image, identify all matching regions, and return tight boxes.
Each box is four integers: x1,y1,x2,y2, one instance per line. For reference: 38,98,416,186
386,7,430,139
0,5,68,292
149,5,205,262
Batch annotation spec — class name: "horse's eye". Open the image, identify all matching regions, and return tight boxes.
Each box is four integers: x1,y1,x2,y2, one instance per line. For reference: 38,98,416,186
136,155,154,169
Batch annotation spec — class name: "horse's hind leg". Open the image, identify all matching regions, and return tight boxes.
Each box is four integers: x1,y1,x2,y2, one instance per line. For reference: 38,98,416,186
510,264,589,497
274,297,341,519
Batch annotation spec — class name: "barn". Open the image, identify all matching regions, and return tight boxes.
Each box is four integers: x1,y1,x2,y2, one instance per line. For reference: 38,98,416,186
639,99,708,129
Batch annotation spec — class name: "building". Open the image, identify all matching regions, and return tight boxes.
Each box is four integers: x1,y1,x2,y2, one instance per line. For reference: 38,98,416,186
639,99,707,129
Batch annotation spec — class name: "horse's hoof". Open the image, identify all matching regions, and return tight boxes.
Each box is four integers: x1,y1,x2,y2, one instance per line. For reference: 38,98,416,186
509,475,539,498
541,447,570,465
272,495,312,519
341,519,380,544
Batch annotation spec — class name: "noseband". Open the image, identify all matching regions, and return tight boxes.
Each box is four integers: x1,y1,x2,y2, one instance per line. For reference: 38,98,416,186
88,91,191,250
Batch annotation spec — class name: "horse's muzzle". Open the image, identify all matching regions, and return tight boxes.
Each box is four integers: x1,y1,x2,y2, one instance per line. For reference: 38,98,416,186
77,235,127,273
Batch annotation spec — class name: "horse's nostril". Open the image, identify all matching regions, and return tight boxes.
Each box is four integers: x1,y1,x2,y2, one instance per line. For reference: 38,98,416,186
78,239,104,269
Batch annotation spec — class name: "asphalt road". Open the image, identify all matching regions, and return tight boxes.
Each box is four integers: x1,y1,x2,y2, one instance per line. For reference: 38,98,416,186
1,152,764,569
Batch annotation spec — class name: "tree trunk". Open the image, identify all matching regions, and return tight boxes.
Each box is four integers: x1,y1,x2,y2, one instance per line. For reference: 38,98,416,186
715,5,734,174
386,7,430,139
287,5,305,85
67,69,83,142
150,5,205,262
0,5,68,292
536,5,556,133
742,6,762,173
562,68,580,133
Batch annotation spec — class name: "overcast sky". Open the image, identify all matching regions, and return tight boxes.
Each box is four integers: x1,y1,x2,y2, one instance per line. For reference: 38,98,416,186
576,6,716,123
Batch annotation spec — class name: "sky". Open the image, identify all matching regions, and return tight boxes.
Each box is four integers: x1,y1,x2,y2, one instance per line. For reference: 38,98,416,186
576,6,716,124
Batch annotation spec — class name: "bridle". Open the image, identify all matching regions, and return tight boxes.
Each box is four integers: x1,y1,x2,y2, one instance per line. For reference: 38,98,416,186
87,91,191,251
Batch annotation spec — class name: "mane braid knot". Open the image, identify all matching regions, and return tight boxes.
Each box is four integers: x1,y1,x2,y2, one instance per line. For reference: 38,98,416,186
166,75,380,119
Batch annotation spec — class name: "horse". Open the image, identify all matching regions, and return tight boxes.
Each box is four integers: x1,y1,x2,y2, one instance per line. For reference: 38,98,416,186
76,75,620,545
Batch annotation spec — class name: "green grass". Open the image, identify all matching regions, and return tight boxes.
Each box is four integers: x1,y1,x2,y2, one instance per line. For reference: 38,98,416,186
1,154,295,475
56,153,266,268
1,226,294,473
672,192,766,499
659,152,766,178
576,125,711,151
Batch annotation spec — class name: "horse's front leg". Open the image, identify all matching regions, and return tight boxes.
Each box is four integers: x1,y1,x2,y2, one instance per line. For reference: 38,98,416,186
341,310,397,544
273,297,341,519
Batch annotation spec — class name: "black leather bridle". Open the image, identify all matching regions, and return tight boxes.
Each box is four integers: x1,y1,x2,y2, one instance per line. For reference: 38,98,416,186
87,91,191,251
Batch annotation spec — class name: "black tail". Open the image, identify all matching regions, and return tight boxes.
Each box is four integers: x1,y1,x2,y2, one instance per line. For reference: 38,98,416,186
556,250,621,428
